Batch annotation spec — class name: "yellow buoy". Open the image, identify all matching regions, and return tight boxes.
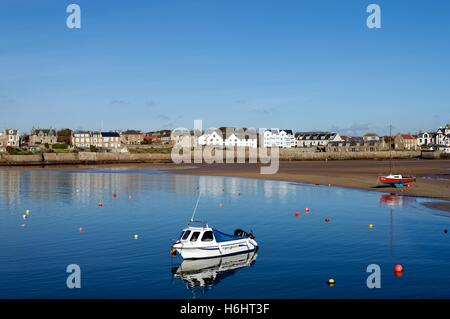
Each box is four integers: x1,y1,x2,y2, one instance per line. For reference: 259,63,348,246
369,224,374,229
328,278,335,286
25,209,30,215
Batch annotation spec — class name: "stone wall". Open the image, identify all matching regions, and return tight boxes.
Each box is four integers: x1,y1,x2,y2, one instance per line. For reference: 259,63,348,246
0,149,427,166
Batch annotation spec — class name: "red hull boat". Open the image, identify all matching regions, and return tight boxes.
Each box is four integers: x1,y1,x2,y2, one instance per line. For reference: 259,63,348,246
378,174,416,186
378,125,416,188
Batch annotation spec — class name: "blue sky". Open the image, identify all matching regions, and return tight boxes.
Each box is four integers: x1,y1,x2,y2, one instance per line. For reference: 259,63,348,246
1,0,449,135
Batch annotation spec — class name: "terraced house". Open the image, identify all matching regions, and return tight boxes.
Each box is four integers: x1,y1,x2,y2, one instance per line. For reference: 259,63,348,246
327,137,383,152
101,132,121,149
120,130,144,145
295,132,342,148
72,131,92,148
263,129,295,148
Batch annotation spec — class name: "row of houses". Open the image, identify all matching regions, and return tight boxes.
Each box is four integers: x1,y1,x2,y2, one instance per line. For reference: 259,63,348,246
0,127,174,152
1,124,449,153
192,125,450,152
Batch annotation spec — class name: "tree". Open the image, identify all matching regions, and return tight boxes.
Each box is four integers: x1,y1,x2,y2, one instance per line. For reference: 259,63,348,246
57,129,72,144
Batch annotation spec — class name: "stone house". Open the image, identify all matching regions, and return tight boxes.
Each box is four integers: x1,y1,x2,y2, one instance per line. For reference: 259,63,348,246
121,130,144,145
71,131,92,148
30,128,58,146
326,137,382,152
394,134,417,150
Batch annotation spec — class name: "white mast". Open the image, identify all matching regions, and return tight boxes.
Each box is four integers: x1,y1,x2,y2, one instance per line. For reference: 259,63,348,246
190,193,201,222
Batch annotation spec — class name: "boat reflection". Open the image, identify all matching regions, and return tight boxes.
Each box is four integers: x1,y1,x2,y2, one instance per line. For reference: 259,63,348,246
172,252,257,293
379,193,417,207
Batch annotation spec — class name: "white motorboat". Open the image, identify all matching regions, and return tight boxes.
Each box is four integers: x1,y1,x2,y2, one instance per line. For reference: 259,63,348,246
170,195,258,260
171,224,258,259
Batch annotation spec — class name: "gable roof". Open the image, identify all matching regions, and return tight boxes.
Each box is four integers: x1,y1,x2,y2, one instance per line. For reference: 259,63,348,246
32,128,57,136
400,134,415,140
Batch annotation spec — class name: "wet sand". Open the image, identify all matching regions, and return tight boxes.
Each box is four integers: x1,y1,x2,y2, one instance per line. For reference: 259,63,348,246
422,202,450,212
165,160,450,211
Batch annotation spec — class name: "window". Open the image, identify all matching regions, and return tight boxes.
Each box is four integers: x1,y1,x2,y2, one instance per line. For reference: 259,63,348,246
179,231,185,240
201,231,214,242
181,230,191,240
190,231,200,242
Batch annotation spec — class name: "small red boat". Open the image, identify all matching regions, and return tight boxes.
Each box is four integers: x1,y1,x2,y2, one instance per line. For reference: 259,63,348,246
378,125,417,188
378,174,416,187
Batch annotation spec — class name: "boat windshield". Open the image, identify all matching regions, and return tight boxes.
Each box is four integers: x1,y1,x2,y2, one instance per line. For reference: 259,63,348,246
179,231,185,240
181,230,191,240
190,231,200,242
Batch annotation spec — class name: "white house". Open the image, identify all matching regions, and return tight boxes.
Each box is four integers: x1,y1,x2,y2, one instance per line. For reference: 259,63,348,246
224,133,257,148
199,129,257,148
416,132,434,147
435,125,450,146
263,129,295,148
295,132,342,148
198,129,224,147
0,128,20,147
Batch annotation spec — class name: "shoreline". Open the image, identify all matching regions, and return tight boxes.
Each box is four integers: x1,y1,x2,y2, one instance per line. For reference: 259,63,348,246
1,159,449,212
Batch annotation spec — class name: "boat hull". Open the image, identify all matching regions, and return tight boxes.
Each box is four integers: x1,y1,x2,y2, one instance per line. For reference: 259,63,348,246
174,238,258,260
379,176,416,187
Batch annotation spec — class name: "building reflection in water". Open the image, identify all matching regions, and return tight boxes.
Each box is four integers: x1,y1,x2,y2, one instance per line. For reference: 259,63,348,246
0,168,309,214
171,252,257,298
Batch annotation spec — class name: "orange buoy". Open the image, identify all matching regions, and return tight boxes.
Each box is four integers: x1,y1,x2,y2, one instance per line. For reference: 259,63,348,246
98,200,103,207
325,218,331,222
305,207,310,213
79,227,84,233
394,264,403,273
294,211,299,217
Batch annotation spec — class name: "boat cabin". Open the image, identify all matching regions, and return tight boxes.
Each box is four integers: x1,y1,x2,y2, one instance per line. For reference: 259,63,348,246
179,226,215,243
178,225,245,244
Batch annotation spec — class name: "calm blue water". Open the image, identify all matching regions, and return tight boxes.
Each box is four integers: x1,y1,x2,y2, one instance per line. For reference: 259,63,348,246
1,168,450,299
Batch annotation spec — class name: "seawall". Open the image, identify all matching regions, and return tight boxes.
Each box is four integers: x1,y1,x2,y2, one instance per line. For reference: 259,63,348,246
0,152,173,166
0,149,422,166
